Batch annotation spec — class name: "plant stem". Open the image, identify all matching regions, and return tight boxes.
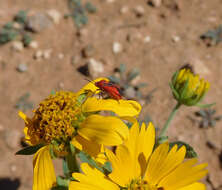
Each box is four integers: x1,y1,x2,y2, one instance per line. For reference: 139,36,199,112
159,102,181,139
66,153,79,175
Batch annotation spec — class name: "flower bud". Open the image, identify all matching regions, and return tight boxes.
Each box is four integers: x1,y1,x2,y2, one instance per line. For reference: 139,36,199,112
171,68,210,106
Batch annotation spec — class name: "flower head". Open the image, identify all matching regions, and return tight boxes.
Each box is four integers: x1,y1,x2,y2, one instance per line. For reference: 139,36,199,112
19,77,141,190
70,122,208,190
171,68,210,106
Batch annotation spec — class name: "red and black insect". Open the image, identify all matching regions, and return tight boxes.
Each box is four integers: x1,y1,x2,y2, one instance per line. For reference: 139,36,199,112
94,80,123,100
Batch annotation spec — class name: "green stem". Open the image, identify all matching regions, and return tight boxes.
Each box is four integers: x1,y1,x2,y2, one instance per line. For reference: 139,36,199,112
66,153,79,175
159,102,181,140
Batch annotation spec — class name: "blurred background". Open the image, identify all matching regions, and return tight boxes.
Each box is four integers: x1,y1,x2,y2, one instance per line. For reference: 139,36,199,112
0,0,222,189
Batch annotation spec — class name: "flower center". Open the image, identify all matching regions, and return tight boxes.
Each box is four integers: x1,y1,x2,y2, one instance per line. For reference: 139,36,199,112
26,91,84,149
127,179,164,190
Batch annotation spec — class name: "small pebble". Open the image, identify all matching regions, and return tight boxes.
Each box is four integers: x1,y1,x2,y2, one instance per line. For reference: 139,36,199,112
82,45,95,58
11,41,24,52
148,0,162,7
71,55,81,65
58,53,64,59
124,87,137,99
42,49,52,59
47,9,61,24
106,0,115,3
134,5,145,17
144,36,151,43
88,58,104,78
27,13,52,32
29,41,38,49
58,82,65,88
4,129,21,149
0,124,4,132
172,35,180,43
113,42,122,54
34,50,43,59
17,63,28,72
120,6,129,14
13,22,21,29
10,164,17,172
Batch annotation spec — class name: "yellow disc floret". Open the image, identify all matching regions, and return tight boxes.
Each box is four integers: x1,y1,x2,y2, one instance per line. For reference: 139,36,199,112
24,91,83,152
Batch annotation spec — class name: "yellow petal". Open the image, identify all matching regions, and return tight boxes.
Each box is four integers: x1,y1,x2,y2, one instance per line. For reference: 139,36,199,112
33,146,56,190
158,159,208,190
70,163,119,190
76,78,109,97
124,122,155,176
78,115,129,146
71,135,107,164
106,146,136,187
144,144,186,185
19,111,29,124
178,182,206,190
19,111,33,145
82,97,141,117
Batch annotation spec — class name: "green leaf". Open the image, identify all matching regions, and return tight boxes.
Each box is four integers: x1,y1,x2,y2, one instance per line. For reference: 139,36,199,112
62,159,70,177
51,90,56,95
77,93,87,104
57,176,69,187
51,185,68,190
136,82,148,89
169,82,179,100
169,141,197,158
108,76,120,84
196,102,216,108
77,151,103,172
70,143,75,155
14,10,27,24
119,64,126,74
16,144,44,155
127,68,140,82
103,161,112,174
85,2,97,13
22,34,32,46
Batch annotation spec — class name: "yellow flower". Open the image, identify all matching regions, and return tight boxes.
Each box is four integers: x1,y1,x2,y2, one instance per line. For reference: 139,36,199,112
19,77,141,190
70,122,208,190
171,68,210,106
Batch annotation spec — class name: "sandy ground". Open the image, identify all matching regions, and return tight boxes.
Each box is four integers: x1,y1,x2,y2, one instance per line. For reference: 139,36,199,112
0,0,222,189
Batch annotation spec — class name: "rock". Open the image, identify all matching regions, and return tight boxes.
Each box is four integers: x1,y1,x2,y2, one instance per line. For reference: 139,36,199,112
172,35,180,43
4,129,21,149
0,124,4,132
144,35,151,43
88,58,104,78
76,28,88,37
58,82,64,88
13,22,22,29
17,63,28,72
42,49,52,59
58,53,64,59
113,42,122,54
134,5,145,17
71,55,81,65
82,45,95,58
29,41,38,49
11,41,24,52
120,6,129,14
34,50,43,59
10,164,17,172
47,9,61,24
124,87,137,99
27,13,52,32
106,0,115,3
148,0,162,7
